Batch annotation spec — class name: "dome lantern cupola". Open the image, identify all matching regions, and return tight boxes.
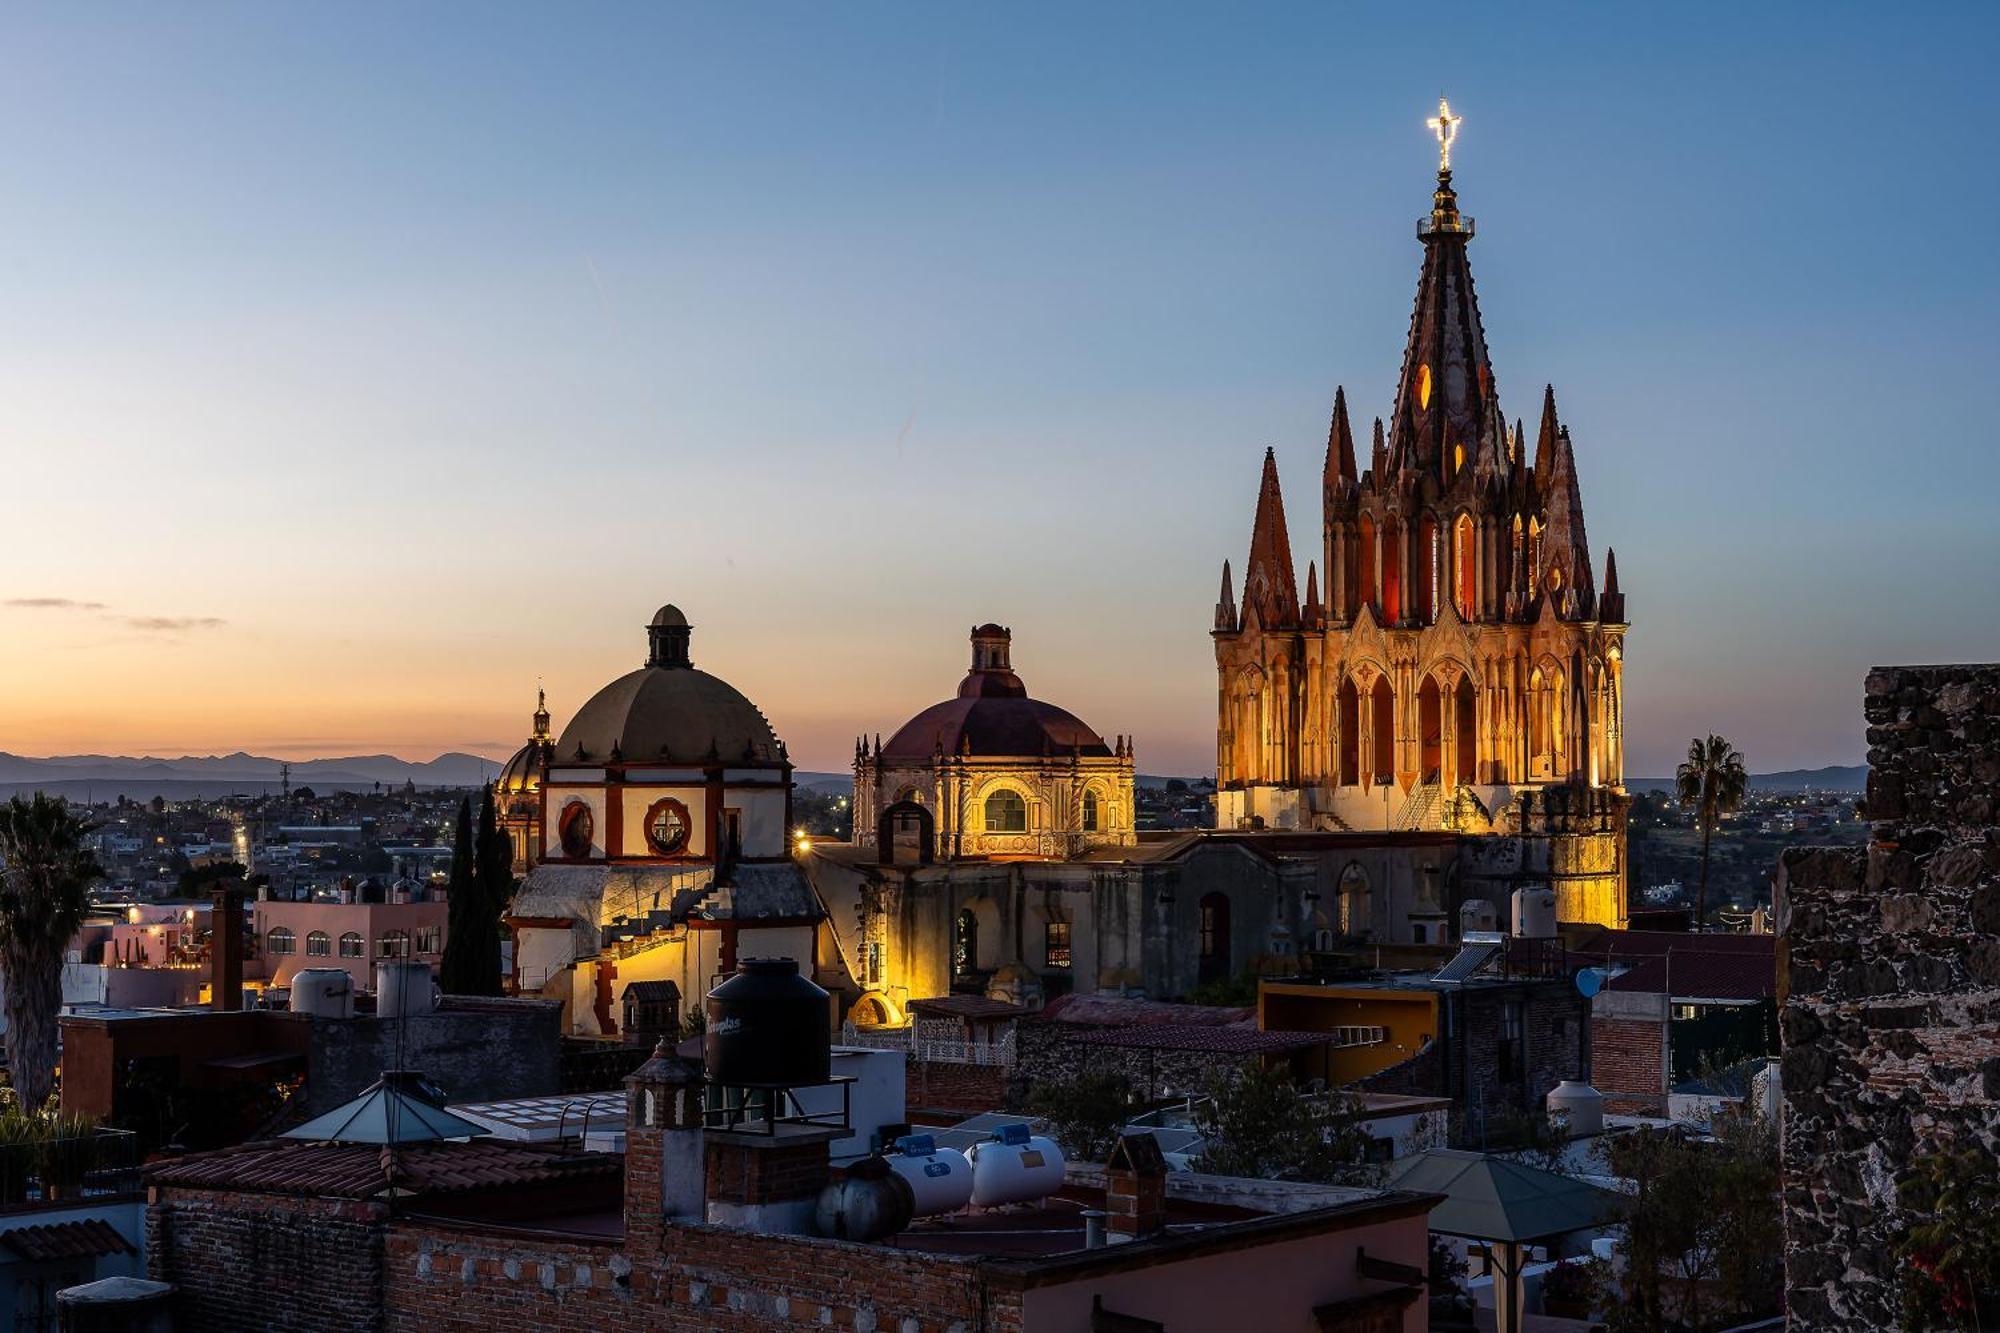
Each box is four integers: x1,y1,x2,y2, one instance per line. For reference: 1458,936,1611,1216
647,605,692,670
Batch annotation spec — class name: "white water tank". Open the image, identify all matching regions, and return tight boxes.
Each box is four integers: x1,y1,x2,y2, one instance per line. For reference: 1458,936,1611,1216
968,1124,1066,1207
1460,900,1498,935
289,968,354,1019
883,1136,975,1216
376,961,438,1018
1512,886,1558,940
1546,1080,1605,1137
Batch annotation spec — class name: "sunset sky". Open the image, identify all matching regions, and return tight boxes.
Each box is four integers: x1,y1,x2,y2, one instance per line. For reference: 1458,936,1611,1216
3,4,1995,778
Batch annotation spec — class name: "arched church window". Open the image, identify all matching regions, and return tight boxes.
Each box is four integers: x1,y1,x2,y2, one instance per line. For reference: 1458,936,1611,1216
954,909,979,976
557,801,594,859
1337,677,1360,786
1357,515,1377,616
1081,790,1100,832
1338,864,1371,936
643,797,691,856
1455,514,1477,619
1198,893,1231,984
1370,677,1395,783
984,789,1027,833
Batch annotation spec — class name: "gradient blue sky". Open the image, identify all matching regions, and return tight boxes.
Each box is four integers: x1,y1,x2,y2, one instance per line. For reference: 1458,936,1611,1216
2,3,1994,777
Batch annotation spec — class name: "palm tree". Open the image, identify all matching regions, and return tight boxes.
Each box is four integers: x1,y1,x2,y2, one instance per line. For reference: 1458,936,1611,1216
0,795,102,1108
1675,735,1747,931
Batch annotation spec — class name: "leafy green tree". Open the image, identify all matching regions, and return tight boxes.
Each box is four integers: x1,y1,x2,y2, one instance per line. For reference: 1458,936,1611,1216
470,783,515,992
176,860,245,897
1026,1071,1134,1162
1675,734,1748,929
1193,1065,1378,1184
0,795,103,1108
1597,1114,1781,1332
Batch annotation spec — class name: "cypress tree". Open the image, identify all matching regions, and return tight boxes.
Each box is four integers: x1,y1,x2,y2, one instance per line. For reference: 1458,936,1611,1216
438,796,478,993
471,784,515,995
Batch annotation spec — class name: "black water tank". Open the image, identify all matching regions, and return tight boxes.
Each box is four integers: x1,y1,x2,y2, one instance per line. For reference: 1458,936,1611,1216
705,958,831,1087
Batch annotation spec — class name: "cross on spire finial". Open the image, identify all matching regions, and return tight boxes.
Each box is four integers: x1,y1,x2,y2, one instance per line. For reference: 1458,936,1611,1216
1427,96,1462,173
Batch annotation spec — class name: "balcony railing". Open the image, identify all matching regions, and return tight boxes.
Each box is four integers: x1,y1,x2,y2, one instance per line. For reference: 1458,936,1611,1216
839,1021,1017,1068
0,1129,142,1208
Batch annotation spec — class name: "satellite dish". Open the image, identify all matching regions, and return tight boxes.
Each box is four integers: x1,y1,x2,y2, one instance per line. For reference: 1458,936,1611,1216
1575,968,1604,998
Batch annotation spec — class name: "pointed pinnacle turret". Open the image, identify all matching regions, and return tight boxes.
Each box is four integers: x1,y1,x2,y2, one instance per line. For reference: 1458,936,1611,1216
1390,136,1495,482
1541,424,1593,614
1325,387,1358,489
1600,547,1626,623
1302,560,1323,629
1534,385,1560,481
1242,448,1300,629
1370,417,1388,477
1214,559,1238,632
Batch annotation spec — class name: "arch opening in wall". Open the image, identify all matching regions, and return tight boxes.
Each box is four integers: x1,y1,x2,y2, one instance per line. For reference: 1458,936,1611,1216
1381,517,1403,623
1337,862,1371,938
1081,788,1100,833
1454,513,1477,619
1198,892,1231,985
1419,677,1443,784
878,799,933,867
983,788,1028,834
1370,677,1394,784
1453,676,1477,787
1337,677,1360,787
1357,515,1378,617
954,909,980,979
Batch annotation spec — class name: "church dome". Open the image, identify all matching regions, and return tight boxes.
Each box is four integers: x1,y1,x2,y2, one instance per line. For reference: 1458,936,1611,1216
879,625,1112,762
496,740,545,796
556,606,784,766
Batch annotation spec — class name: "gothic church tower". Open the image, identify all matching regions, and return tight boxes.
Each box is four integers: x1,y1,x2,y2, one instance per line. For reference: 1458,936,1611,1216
1213,103,1630,925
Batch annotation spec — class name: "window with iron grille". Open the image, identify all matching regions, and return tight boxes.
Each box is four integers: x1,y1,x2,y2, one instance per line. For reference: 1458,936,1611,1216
1044,920,1072,970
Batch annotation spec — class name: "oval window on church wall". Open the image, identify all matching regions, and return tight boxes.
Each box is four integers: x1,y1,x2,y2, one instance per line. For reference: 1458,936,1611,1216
644,797,692,856
557,801,594,859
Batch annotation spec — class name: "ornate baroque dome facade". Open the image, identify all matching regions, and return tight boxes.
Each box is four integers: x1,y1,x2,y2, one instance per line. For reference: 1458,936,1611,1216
495,689,554,872
852,624,1135,862
535,605,792,867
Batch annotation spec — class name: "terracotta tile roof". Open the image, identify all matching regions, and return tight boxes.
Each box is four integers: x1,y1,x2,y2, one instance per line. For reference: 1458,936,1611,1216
1070,1024,1332,1055
0,1218,135,1262
1603,950,1776,1002
905,995,1027,1021
146,1138,621,1200
1037,994,1254,1028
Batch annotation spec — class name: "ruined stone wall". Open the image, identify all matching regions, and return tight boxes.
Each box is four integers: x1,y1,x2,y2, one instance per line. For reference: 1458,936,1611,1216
1778,665,2000,1331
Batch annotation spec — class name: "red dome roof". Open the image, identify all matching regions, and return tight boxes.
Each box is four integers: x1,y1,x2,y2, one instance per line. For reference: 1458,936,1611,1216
879,625,1111,761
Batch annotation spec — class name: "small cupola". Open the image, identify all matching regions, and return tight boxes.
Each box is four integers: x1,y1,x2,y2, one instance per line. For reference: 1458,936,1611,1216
647,604,693,669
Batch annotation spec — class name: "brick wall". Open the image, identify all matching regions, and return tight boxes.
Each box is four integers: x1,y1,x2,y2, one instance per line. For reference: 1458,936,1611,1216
705,1138,830,1206
1590,1015,1665,1114
905,1057,1008,1114
1779,665,2000,1331
148,1189,387,1332
384,1218,1005,1333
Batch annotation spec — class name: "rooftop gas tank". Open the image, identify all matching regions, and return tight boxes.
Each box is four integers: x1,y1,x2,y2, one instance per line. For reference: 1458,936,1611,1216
815,1154,915,1242
967,1123,1065,1207
883,1134,975,1216
705,958,831,1087
1511,885,1558,940
1546,1079,1605,1137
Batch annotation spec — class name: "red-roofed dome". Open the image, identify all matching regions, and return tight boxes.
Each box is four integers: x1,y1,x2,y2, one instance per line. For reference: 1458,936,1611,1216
879,625,1111,762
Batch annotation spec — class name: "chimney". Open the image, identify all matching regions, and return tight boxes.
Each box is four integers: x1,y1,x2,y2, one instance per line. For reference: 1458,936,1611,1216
623,1042,706,1250
211,882,244,1012
1105,1133,1168,1240
703,1130,835,1236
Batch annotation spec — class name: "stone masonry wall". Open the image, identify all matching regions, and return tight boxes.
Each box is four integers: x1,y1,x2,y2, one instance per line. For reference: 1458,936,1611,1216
1778,665,2000,1331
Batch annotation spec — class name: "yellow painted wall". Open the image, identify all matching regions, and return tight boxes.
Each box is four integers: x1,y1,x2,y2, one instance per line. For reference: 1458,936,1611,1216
1259,983,1439,1086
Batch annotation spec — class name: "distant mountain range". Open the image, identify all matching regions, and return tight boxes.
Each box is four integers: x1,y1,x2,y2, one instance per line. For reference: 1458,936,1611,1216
0,750,866,801
0,749,1865,801
1627,765,1866,794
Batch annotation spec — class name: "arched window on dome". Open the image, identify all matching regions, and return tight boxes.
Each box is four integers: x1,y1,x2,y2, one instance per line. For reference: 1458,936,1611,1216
305,931,330,958
1081,789,1100,833
983,789,1027,833
267,927,295,955
338,931,364,958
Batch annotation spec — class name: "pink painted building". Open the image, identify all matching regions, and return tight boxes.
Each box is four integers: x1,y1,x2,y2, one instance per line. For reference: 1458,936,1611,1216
250,900,447,991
